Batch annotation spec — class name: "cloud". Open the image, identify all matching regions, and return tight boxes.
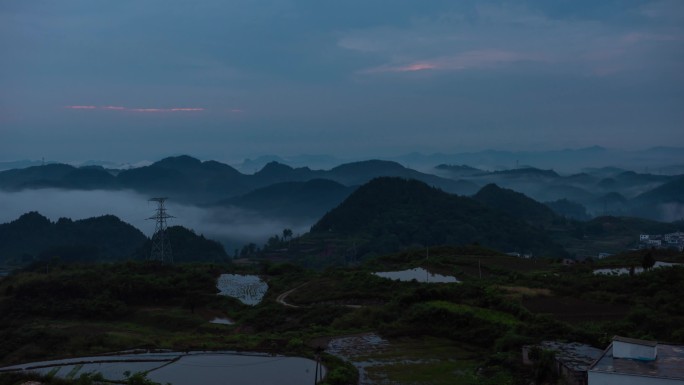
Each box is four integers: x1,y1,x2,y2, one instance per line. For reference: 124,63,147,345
361,50,546,74
340,3,684,78
621,32,683,44
0,189,311,249
3,1,684,161
65,105,97,109
64,106,206,112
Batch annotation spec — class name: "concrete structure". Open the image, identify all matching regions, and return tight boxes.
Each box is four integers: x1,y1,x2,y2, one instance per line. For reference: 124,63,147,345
523,341,603,385
638,232,684,251
612,336,657,361
588,336,684,385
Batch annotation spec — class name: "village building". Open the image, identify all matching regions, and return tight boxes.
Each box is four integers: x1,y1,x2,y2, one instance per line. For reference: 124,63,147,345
522,341,603,385
638,231,684,252
588,336,684,385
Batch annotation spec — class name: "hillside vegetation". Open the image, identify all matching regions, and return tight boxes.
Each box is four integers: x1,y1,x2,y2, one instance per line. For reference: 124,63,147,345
310,177,567,258
1,246,682,384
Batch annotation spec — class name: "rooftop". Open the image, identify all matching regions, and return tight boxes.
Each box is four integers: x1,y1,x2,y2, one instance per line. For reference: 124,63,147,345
538,341,603,371
613,335,657,347
589,343,684,380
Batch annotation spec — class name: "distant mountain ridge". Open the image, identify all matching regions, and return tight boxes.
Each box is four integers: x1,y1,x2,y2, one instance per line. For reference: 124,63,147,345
0,155,473,201
473,184,559,228
217,179,355,221
1,153,682,223
390,146,684,174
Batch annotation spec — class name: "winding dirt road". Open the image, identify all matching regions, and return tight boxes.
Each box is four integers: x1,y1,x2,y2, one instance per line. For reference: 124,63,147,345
275,285,304,308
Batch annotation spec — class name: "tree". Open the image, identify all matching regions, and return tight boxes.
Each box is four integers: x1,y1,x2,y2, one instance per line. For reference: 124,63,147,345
282,228,293,242
642,252,655,271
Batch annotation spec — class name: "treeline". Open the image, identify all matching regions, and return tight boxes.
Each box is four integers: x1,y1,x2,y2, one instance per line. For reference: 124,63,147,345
0,212,229,265
0,212,146,264
310,177,567,257
0,262,222,320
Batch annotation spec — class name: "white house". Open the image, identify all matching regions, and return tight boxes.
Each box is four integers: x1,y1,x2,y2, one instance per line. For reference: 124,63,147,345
588,336,684,385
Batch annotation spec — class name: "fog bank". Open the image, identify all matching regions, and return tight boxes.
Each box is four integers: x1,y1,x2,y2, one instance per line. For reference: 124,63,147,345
0,189,312,251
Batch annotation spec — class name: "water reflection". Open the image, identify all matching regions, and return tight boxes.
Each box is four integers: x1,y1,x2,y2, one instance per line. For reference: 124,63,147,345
0,351,322,385
209,317,234,325
216,274,268,305
374,268,459,283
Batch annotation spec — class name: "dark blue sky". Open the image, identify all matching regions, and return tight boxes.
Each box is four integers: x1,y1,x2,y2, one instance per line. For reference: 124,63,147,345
1,0,683,163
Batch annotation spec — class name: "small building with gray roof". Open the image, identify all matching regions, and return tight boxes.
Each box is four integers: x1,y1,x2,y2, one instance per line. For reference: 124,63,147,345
588,336,684,385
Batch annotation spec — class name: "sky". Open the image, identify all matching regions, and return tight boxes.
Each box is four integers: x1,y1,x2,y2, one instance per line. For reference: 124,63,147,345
1,0,683,164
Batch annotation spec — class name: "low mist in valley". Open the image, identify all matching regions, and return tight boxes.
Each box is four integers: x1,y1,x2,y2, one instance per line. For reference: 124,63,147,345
0,189,311,252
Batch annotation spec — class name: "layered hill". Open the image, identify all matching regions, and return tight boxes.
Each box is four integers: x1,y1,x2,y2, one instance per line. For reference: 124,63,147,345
217,179,355,221
473,184,559,228
0,212,228,265
630,176,684,221
0,164,117,191
0,212,146,263
310,177,567,257
1,155,682,223
1,156,472,202
135,226,228,263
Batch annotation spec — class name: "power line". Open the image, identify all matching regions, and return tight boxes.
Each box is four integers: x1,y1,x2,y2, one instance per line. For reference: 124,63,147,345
147,197,174,264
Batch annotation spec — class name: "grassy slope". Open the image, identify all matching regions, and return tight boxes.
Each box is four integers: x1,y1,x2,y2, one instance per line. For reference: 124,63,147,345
1,248,683,384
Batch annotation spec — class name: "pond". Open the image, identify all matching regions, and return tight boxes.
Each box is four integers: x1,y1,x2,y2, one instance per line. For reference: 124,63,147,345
374,268,459,283
593,261,683,275
216,274,268,305
0,351,323,385
209,317,234,325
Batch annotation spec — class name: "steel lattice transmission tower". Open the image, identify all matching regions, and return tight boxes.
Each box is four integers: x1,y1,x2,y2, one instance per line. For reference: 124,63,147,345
148,197,174,264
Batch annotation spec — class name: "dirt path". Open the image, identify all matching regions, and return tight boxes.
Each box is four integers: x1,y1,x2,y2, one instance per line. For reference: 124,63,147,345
276,283,367,309
275,285,304,308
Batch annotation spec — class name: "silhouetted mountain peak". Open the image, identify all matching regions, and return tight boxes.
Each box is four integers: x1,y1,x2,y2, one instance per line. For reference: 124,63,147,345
476,183,505,194
201,160,241,175
492,167,559,178
256,161,295,176
332,159,405,173
634,175,684,204
153,155,203,169
14,211,51,226
311,177,565,256
436,164,481,171
474,183,558,226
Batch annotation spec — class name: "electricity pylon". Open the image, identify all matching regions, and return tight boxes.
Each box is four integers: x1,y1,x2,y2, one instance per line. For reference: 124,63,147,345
148,197,174,264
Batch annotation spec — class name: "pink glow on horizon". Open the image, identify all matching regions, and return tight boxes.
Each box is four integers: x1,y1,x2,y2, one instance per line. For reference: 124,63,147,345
131,108,165,112
397,63,438,72
230,108,244,113
64,105,207,113
65,105,97,109
362,50,545,75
